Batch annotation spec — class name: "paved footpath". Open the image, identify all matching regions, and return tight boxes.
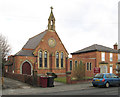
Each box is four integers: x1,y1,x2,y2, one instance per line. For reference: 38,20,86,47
2,77,93,95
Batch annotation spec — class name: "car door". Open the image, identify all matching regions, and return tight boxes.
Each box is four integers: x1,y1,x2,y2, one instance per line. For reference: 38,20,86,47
111,74,119,85
105,74,113,85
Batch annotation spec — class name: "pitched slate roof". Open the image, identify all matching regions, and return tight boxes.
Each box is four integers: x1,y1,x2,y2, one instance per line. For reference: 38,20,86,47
23,31,47,49
14,31,47,56
15,50,34,56
71,44,118,55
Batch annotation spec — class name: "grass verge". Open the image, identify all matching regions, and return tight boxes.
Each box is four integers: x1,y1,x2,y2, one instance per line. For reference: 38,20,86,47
54,77,66,83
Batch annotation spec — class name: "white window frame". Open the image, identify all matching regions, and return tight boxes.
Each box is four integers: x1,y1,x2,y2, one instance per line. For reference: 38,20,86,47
110,53,113,62
110,64,113,73
116,65,118,73
101,52,105,61
118,54,120,62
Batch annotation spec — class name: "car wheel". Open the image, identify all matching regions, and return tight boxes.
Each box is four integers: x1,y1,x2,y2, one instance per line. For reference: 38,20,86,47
105,82,110,88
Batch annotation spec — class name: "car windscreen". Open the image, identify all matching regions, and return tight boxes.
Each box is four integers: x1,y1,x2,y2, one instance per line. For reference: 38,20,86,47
94,74,104,78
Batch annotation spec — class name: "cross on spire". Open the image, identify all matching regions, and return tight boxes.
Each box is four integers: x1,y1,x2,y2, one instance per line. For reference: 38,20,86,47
50,6,53,10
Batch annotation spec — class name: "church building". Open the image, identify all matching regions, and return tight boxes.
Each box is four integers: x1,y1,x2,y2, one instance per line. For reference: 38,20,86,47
5,7,68,77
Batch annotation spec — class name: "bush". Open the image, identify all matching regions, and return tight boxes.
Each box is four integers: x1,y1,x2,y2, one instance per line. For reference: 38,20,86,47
72,61,85,80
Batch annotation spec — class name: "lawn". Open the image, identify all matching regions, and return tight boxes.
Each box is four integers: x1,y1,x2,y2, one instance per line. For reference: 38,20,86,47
54,77,66,83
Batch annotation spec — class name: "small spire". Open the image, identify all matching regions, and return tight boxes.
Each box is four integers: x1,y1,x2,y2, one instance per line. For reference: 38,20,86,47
48,6,55,31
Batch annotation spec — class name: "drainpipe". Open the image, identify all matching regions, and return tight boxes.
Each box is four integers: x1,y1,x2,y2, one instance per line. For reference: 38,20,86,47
66,57,68,72
13,56,15,73
34,56,37,71
50,53,52,72
33,56,37,86
95,58,96,67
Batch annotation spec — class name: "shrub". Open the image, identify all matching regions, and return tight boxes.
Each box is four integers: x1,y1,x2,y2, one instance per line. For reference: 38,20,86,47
72,61,85,80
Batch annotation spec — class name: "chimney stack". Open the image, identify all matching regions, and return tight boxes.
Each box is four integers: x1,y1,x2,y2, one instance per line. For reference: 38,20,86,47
113,43,118,50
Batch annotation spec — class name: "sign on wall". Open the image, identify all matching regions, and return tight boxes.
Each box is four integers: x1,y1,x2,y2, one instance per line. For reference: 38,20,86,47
94,67,100,73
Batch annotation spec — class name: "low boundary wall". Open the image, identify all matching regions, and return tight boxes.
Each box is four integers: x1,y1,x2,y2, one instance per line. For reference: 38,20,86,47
4,72,36,86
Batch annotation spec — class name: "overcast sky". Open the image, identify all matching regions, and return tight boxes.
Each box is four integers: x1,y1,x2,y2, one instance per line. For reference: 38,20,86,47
0,0,119,57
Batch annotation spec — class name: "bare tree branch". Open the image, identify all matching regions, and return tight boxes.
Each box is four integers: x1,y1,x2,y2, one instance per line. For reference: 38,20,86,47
0,34,11,73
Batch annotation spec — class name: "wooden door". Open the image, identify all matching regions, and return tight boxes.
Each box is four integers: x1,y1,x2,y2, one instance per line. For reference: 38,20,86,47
22,62,31,75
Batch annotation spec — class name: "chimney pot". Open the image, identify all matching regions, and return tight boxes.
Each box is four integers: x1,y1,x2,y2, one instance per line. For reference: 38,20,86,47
113,43,118,50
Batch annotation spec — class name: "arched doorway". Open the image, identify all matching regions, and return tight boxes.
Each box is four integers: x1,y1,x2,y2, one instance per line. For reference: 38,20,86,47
22,62,31,75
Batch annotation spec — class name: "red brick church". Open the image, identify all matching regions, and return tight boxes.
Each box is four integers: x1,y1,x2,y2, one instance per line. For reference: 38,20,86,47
5,7,68,77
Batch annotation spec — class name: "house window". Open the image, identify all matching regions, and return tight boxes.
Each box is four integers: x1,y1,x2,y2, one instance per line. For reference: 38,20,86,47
39,51,42,67
101,52,105,61
61,52,63,67
75,61,77,68
110,64,113,73
118,54,120,62
110,53,113,62
70,61,72,70
116,65,118,73
44,51,47,67
56,52,59,68
89,63,92,70
87,63,89,70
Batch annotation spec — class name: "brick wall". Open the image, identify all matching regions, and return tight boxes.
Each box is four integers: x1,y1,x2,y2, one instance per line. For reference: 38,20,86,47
4,72,34,85
66,73,92,84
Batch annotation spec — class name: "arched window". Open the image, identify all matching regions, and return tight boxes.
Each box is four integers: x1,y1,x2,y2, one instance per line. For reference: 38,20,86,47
61,52,63,67
39,51,42,67
56,52,59,68
44,51,47,67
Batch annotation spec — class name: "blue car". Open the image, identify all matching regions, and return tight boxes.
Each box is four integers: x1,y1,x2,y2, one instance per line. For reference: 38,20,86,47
92,73,120,88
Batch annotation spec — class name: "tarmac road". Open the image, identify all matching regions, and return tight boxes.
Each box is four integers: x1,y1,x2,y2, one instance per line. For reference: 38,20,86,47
38,86,119,95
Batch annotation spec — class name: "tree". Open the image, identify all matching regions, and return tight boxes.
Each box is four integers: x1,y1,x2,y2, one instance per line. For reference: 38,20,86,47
0,34,11,75
72,61,85,80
